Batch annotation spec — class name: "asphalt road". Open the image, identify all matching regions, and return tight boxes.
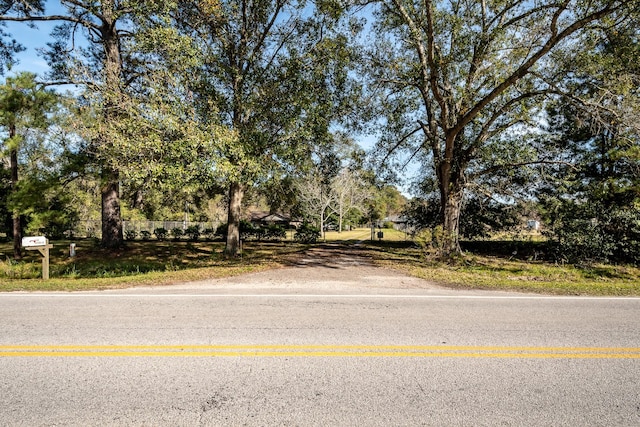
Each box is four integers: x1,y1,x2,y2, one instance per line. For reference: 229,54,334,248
1,254,640,426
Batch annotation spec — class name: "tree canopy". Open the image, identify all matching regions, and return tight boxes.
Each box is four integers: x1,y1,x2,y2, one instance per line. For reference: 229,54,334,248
365,0,636,254
0,0,638,264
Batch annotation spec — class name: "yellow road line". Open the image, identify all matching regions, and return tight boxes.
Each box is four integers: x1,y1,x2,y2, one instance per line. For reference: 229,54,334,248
1,344,640,358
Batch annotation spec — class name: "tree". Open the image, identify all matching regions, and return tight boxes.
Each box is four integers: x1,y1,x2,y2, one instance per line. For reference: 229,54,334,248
530,12,640,264
367,183,406,222
171,0,360,256
0,1,174,248
329,168,370,232
296,167,336,235
0,72,56,258
367,0,634,255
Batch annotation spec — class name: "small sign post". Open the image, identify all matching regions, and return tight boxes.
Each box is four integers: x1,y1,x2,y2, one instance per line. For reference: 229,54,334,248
22,236,53,280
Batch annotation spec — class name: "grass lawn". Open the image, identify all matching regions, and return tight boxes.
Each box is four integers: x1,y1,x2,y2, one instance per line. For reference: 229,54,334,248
322,227,411,243
0,239,307,292
364,241,640,296
1,229,638,296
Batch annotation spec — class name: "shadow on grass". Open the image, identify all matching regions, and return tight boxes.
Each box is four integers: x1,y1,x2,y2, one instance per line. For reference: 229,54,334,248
2,238,638,294
0,239,310,280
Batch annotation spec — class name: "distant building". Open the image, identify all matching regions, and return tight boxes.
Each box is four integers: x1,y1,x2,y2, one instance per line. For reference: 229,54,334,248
249,212,300,228
383,215,410,231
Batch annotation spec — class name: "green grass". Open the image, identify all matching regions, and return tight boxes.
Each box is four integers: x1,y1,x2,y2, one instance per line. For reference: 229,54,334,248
1,230,639,296
322,227,410,242
0,239,307,292
364,241,640,296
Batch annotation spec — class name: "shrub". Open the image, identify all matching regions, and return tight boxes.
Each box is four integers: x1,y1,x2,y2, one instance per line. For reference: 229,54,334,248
216,220,255,240
185,225,201,241
264,224,286,241
124,230,137,240
414,226,447,258
215,223,227,238
294,222,320,243
240,220,258,240
546,206,640,265
203,228,216,241
140,230,152,241
154,227,168,241
171,228,184,241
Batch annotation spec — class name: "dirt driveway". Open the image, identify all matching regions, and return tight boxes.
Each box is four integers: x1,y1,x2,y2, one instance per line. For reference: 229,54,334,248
172,243,442,292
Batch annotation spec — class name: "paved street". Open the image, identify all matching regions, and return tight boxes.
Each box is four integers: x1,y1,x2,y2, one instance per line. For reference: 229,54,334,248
1,253,640,426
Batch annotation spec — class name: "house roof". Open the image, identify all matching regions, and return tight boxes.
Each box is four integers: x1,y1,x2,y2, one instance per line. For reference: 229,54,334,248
260,213,291,222
383,215,408,223
249,211,291,222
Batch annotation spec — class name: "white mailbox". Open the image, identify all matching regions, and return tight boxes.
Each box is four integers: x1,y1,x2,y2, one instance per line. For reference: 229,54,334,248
22,236,49,247
21,236,53,280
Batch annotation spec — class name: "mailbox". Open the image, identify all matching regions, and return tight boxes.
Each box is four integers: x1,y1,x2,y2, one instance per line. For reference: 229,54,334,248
22,236,48,247
21,236,53,280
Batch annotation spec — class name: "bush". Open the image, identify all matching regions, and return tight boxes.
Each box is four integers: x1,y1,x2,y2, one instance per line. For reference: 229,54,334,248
140,230,152,241
171,228,184,241
414,226,447,258
203,228,217,241
213,221,287,241
185,225,201,241
124,230,137,240
294,222,320,243
216,220,256,240
264,224,286,241
546,206,640,265
215,223,227,238
240,220,258,240
154,227,168,241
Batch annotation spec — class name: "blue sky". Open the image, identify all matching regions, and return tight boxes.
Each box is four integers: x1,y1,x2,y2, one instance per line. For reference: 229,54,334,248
4,1,67,77
6,21,53,76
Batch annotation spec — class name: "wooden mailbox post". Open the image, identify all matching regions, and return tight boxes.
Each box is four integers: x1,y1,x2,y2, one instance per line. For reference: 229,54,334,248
22,236,53,280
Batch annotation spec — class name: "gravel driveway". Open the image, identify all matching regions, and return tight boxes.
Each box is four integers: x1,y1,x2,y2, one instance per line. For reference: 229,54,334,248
170,243,441,292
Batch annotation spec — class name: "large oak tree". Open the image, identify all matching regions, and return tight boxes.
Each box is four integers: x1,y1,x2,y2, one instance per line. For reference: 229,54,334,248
367,0,635,254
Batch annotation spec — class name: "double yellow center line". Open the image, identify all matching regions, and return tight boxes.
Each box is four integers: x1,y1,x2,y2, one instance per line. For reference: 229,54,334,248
2,344,640,359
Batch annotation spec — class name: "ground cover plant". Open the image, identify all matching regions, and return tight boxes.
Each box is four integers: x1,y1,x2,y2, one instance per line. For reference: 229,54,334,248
365,239,640,297
0,228,638,295
0,239,307,291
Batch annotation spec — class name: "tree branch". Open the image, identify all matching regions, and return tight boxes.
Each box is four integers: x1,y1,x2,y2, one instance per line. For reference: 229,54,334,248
381,125,422,164
471,160,577,179
0,13,101,31
454,1,624,136
391,0,446,125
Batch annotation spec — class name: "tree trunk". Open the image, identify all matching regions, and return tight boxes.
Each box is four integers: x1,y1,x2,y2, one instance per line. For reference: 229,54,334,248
132,189,144,211
437,152,464,256
224,182,244,257
99,1,124,249
440,185,463,255
10,141,21,260
101,168,123,248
